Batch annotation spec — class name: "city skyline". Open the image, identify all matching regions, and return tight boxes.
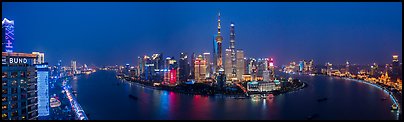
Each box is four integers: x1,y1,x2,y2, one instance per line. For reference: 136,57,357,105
2,2,402,66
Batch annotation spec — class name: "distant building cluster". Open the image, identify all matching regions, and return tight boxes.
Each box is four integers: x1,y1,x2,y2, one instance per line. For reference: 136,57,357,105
115,13,282,92
281,55,402,92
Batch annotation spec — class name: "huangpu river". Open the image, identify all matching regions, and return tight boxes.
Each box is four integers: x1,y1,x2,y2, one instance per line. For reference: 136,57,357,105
70,70,400,120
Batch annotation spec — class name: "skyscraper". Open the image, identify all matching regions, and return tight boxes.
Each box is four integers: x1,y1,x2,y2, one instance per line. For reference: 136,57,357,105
190,53,196,79
225,48,232,80
32,52,45,64
269,58,275,80
217,67,226,90
229,22,237,80
203,53,211,78
345,60,350,74
194,55,207,83
236,49,245,81
2,52,38,120
35,63,50,117
71,60,77,75
214,12,223,74
179,52,190,82
2,18,14,53
392,55,400,81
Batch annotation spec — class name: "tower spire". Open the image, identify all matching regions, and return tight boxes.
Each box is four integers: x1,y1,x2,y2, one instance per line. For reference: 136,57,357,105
217,11,221,35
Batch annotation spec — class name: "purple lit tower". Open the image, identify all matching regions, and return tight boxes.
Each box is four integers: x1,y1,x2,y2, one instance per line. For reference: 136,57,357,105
2,18,14,52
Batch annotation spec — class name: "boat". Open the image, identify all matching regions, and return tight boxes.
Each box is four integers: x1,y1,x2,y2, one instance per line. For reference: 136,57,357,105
391,104,398,110
128,95,138,100
317,97,328,102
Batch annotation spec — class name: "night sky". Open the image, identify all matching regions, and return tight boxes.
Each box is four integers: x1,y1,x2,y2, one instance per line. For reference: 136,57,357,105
2,2,402,67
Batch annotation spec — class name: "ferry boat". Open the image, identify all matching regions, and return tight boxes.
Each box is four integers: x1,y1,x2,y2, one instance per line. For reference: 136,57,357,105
309,74,316,76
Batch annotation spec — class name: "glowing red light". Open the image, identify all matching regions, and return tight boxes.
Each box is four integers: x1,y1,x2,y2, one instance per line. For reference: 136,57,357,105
170,69,176,84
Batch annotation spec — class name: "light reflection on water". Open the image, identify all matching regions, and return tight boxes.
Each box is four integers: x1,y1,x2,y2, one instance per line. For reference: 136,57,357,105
71,70,398,120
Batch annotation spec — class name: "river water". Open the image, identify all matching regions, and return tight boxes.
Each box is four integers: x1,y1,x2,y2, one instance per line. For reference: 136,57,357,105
70,70,399,120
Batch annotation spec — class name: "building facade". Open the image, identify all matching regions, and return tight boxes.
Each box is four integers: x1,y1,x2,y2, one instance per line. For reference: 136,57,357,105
2,52,38,120
236,49,245,81
35,63,49,117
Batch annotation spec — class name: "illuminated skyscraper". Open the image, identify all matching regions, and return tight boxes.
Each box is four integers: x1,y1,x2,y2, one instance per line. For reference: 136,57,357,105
299,61,304,72
345,60,350,74
269,58,275,80
236,49,245,81
194,55,207,83
190,53,196,79
2,52,38,120
2,18,14,52
32,52,45,64
392,55,400,81
214,12,223,73
35,63,49,117
225,48,232,80
179,52,190,82
71,60,77,75
57,60,62,78
203,53,211,78
370,63,378,77
308,59,314,72
217,68,226,90
229,22,237,80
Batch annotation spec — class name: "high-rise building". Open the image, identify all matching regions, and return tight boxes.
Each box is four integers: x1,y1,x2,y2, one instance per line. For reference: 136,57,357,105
179,52,190,83
71,60,77,75
308,59,314,72
299,61,304,72
370,63,378,77
229,22,237,80
225,48,232,80
263,70,270,82
392,55,400,81
326,62,333,76
2,18,14,53
31,52,44,64
190,53,196,79
217,68,226,90
269,58,275,80
35,63,49,117
203,53,211,78
2,52,38,120
57,60,62,78
151,53,164,82
214,12,224,73
236,49,245,81
194,55,207,83
345,60,350,74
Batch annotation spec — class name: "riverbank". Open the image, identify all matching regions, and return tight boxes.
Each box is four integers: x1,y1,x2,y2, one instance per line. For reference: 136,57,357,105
296,72,401,116
117,74,306,98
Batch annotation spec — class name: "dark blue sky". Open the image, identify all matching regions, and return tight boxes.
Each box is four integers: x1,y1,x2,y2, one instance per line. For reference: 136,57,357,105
2,2,402,67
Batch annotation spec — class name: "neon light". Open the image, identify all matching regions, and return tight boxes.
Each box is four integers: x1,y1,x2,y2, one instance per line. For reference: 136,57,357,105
3,18,14,52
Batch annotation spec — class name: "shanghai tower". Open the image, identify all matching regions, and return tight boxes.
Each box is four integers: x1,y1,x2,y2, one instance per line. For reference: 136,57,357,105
229,22,237,79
